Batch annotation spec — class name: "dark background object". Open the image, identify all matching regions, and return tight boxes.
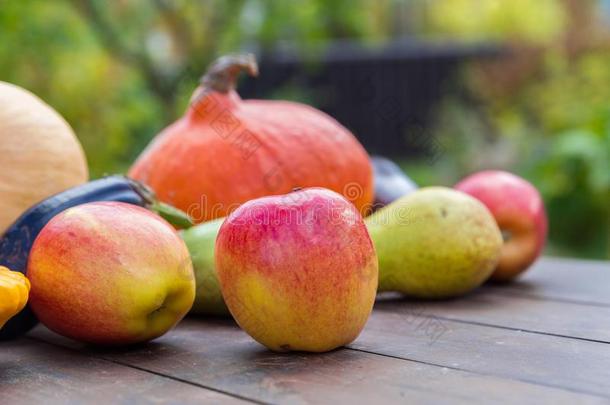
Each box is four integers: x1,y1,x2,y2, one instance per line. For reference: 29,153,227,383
371,155,418,210
240,38,502,157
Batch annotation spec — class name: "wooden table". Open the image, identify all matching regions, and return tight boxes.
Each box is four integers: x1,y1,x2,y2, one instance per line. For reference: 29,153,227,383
2,257,609,404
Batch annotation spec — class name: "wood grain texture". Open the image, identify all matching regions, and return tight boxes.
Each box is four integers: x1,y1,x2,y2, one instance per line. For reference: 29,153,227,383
375,288,610,343
352,309,610,397
30,320,605,405
0,337,248,405
484,257,610,305
6,257,610,404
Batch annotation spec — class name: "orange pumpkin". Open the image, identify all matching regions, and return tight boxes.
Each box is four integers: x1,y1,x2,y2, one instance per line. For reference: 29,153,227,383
129,54,373,223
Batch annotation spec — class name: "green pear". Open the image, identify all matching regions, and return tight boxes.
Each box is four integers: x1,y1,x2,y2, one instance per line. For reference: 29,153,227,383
180,217,230,316
365,187,502,298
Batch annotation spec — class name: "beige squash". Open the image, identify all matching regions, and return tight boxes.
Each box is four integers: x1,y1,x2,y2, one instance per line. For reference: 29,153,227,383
0,82,88,234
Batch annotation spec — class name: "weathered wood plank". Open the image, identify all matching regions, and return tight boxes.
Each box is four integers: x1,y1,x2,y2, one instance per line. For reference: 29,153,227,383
11,257,609,403
351,309,610,397
484,257,610,305
30,321,606,405
376,289,610,343
0,337,249,405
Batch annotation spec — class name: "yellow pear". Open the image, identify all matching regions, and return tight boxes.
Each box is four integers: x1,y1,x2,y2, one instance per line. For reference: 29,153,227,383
366,187,502,298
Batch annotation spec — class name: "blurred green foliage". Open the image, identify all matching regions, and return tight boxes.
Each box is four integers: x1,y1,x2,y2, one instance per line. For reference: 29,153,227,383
0,0,383,175
0,1,163,175
424,0,567,44
410,0,609,259
1,0,607,259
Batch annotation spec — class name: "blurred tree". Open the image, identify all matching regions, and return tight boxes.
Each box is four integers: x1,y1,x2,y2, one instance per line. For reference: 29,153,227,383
416,0,610,259
0,0,385,176
423,0,567,45
0,1,163,176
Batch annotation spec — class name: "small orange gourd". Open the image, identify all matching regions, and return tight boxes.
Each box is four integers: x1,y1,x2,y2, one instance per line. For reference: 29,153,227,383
0,267,30,329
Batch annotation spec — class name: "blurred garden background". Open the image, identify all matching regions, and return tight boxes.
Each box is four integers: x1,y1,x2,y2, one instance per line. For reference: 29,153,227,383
1,0,608,259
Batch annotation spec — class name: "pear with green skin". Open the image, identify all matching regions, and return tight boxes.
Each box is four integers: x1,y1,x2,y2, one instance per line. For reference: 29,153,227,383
181,218,230,316
366,187,502,298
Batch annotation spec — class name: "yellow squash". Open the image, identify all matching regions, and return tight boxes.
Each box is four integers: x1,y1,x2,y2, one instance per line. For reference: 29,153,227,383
0,81,89,235
0,266,30,329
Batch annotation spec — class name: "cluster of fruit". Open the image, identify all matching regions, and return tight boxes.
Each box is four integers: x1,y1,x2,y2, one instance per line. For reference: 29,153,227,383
0,54,546,353
184,169,546,352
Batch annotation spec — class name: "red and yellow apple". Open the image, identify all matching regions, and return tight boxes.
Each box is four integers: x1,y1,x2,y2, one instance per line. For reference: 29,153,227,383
455,170,547,282
215,188,378,352
28,202,195,345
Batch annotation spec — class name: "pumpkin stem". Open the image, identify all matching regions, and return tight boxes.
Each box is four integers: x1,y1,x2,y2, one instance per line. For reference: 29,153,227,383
200,54,259,93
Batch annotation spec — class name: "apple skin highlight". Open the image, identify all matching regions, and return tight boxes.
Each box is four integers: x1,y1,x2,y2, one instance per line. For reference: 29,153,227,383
455,170,548,282
215,188,378,353
28,202,195,345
